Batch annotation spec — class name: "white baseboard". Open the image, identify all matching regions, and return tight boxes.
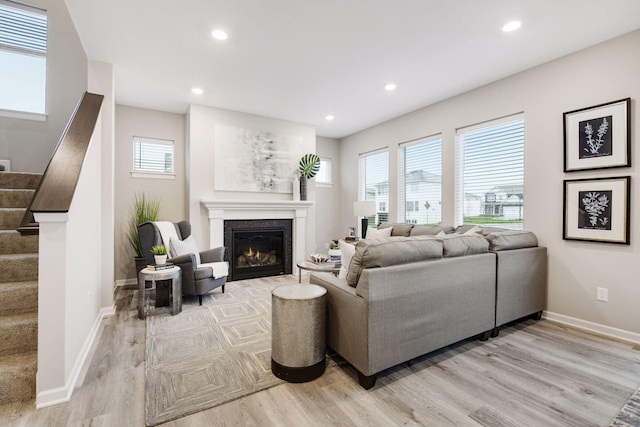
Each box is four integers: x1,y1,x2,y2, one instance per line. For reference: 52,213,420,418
115,278,137,289
543,311,640,345
36,305,116,409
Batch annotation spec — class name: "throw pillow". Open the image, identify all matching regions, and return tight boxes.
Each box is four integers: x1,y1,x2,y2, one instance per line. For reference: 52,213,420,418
338,239,356,279
169,235,201,265
436,230,446,237
365,226,392,240
463,225,483,235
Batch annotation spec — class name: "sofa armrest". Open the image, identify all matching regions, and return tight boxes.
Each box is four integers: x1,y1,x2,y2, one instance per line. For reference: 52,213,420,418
168,253,197,272
200,247,225,263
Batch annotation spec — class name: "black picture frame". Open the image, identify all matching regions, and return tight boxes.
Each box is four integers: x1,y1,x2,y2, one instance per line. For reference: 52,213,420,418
563,98,631,172
563,176,630,244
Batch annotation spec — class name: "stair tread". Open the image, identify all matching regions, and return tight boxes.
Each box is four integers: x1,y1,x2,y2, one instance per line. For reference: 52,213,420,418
0,281,38,289
0,312,37,326
0,352,37,370
0,253,38,260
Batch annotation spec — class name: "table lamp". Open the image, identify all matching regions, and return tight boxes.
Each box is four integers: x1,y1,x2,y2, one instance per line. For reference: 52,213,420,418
353,200,376,239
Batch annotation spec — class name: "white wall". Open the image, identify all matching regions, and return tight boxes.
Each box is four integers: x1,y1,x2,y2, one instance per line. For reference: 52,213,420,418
114,105,186,280
340,29,640,336
186,104,316,255
315,136,342,251
0,0,88,173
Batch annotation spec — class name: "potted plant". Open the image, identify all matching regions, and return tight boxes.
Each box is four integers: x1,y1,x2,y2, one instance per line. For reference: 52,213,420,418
298,153,320,200
328,240,341,257
126,193,161,273
152,244,168,265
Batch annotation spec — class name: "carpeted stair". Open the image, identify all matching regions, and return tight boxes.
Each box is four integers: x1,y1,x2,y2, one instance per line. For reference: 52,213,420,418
0,172,40,406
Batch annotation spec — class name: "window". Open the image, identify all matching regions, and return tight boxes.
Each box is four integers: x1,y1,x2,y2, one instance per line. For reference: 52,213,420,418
132,137,175,179
359,149,388,228
455,115,524,229
0,1,47,117
399,136,442,225
316,158,332,185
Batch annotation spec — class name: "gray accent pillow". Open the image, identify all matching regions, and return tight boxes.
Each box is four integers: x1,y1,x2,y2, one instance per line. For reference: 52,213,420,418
346,236,443,287
411,225,455,236
439,234,489,257
486,230,538,251
378,222,415,237
170,235,201,264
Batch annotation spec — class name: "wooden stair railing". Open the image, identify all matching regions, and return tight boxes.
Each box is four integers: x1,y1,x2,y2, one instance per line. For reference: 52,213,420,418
18,92,104,235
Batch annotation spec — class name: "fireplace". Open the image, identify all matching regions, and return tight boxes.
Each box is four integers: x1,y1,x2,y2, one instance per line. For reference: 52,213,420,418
224,219,293,281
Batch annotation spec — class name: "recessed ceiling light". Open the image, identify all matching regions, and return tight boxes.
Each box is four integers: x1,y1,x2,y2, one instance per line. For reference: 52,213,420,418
191,87,204,95
502,21,521,32
384,83,396,91
211,29,228,41
325,115,335,121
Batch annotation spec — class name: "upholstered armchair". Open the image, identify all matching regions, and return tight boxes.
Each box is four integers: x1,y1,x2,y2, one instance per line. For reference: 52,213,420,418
138,220,227,305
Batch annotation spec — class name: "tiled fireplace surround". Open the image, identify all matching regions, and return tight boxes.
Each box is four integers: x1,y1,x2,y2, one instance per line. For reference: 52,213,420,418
201,200,314,279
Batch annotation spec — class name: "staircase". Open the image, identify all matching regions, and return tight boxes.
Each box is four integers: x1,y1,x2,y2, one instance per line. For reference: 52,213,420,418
0,172,41,406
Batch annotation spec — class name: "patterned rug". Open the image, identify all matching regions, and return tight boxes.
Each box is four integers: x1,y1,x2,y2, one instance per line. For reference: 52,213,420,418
610,385,640,426
145,276,295,426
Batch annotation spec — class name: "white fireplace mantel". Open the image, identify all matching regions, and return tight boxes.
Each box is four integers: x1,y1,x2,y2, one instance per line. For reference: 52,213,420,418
201,199,314,265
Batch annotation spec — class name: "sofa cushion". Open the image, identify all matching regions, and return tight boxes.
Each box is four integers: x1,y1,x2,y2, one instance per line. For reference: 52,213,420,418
338,239,356,279
365,226,393,240
439,234,489,257
485,230,538,251
346,236,443,287
410,225,454,236
378,222,414,237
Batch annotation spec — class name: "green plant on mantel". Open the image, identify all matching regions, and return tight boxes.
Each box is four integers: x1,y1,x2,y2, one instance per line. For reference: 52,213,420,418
127,193,161,258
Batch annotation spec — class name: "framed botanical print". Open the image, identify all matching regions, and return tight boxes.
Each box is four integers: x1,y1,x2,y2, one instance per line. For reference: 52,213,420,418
563,176,630,244
563,98,630,172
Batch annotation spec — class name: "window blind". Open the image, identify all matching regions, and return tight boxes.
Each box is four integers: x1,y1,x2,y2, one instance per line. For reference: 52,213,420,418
358,149,388,227
316,158,332,184
0,1,47,56
455,115,524,229
133,137,175,174
399,136,442,225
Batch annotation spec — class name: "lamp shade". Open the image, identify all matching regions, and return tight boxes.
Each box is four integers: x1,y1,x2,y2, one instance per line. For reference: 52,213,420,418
353,200,376,217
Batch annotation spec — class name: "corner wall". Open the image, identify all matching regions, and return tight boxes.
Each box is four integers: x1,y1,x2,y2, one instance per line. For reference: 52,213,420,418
0,0,88,173
315,136,342,251
339,29,640,336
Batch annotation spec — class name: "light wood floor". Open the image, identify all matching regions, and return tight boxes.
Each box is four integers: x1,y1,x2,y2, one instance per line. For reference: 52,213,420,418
1,274,639,426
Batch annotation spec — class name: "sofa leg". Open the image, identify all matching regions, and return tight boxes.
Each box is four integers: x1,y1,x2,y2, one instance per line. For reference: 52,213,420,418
198,295,203,306
222,284,225,294
357,372,377,389
490,327,500,338
479,330,491,341
531,311,543,321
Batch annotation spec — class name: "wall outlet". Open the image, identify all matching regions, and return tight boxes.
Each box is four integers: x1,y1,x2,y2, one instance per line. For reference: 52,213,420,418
596,287,608,302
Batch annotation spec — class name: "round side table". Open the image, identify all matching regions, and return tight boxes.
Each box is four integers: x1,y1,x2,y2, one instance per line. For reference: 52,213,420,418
296,260,340,283
271,283,327,382
138,266,182,319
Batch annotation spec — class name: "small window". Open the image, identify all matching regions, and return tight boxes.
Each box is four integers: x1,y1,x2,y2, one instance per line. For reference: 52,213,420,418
132,137,175,179
0,1,47,118
316,158,332,185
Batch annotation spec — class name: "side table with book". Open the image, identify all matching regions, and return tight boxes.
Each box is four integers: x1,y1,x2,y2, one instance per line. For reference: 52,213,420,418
296,260,340,283
138,265,182,319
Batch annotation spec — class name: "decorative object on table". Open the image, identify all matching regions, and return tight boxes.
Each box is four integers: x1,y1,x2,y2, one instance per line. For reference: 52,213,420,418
127,193,161,274
348,227,356,238
214,125,300,193
298,153,320,200
151,244,168,265
146,262,175,271
308,253,330,264
563,98,630,172
563,176,630,244
328,240,341,260
353,200,377,239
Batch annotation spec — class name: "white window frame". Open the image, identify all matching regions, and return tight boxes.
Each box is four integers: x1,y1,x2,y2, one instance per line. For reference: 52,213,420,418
358,148,389,230
131,136,176,180
455,113,525,229
316,157,332,187
0,0,47,120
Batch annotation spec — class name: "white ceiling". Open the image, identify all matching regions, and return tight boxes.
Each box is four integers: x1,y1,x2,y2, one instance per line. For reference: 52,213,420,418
64,0,640,139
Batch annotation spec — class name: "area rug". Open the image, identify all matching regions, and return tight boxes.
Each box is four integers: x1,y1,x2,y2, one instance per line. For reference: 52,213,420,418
145,276,295,426
610,385,640,426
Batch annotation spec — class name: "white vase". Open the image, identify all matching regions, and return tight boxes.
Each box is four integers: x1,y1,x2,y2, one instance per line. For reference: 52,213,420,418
328,249,341,257
293,177,300,201
154,255,167,265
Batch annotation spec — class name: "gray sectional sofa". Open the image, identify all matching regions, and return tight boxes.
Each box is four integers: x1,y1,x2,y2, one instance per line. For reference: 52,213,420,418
309,223,547,389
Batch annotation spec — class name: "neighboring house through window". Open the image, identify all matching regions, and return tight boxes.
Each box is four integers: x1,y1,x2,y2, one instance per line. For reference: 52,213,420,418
0,0,47,118
455,114,524,230
359,149,388,229
399,136,442,225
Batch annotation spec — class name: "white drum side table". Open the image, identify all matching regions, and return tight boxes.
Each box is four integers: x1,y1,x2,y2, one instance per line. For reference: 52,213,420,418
138,266,182,319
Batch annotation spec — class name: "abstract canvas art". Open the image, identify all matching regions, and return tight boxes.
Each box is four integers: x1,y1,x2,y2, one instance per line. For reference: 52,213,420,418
214,125,301,193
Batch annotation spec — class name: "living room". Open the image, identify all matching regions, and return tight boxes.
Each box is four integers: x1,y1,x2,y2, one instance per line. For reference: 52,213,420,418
1,0,640,425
